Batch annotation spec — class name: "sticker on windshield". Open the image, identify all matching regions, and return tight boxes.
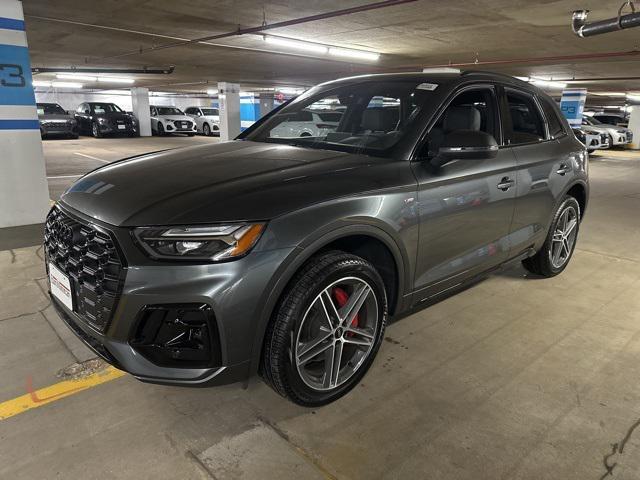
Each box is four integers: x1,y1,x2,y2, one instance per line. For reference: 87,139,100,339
416,83,438,91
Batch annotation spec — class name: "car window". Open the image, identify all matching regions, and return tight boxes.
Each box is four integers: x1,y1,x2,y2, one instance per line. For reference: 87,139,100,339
77,103,87,113
201,108,218,116
90,103,123,114
423,87,499,157
37,103,66,115
245,79,437,157
505,90,546,145
539,97,565,138
150,107,157,116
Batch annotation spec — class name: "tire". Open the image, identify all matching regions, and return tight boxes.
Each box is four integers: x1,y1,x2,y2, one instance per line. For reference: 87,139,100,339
261,250,388,406
157,123,165,137
91,122,102,138
522,195,581,277
203,123,211,136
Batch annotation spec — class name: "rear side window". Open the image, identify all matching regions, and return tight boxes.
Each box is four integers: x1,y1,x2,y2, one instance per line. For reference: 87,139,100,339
540,97,565,138
505,90,546,145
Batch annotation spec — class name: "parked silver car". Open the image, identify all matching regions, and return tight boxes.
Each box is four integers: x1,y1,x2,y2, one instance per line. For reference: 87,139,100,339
150,106,197,136
269,109,342,138
573,126,609,152
37,103,78,139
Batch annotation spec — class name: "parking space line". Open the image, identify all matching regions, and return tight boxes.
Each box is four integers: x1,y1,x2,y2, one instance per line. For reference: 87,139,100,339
74,152,109,163
0,366,125,420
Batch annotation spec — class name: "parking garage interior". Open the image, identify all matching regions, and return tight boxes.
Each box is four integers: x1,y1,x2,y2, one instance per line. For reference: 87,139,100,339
3,1,640,478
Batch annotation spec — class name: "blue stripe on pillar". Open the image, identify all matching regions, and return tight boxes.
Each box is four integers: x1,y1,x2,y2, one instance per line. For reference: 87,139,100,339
0,119,39,129
0,17,25,31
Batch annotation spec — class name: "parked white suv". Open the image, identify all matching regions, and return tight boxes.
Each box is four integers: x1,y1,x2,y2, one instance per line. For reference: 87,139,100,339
150,106,197,136
582,116,632,146
269,109,342,138
184,107,220,136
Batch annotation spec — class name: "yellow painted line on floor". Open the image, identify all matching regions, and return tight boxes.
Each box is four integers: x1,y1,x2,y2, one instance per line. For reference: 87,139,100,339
0,366,125,421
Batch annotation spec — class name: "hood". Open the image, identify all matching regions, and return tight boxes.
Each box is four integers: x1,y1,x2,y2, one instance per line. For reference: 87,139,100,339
60,141,410,227
39,113,73,121
155,115,192,122
587,124,620,135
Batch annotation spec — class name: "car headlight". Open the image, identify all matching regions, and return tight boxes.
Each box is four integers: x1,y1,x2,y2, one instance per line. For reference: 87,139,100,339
133,223,266,261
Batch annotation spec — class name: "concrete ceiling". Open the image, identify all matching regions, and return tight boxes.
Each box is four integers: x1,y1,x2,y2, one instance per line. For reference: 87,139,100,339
22,0,640,104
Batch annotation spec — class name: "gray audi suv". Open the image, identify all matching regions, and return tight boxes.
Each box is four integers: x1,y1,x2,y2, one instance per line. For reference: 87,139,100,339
45,72,588,406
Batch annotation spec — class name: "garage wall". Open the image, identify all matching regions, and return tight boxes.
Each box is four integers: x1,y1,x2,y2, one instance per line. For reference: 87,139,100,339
34,89,213,113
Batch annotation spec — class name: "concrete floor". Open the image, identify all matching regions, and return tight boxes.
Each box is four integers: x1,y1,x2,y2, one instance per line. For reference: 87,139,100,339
1,141,640,479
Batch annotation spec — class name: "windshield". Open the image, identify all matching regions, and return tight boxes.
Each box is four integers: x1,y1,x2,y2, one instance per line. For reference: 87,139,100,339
243,80,437,157
37,103,66,115
583,116,602,126
91,103,123,114
201,108,219,116
155,106,184,115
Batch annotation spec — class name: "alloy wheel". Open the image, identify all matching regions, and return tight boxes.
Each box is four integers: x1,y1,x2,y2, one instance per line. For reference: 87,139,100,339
294,276,379,391
549,205,578,269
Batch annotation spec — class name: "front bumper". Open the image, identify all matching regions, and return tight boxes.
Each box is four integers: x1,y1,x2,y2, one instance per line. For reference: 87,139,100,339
46,203,294,386
40,123,77,136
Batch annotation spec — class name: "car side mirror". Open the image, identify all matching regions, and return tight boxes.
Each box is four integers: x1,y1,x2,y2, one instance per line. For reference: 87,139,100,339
84,109,90,115
431,130,499,168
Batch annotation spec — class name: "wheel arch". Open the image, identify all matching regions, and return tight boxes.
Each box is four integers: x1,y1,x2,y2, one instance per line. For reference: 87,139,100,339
248,223,409,377
566,181,588,219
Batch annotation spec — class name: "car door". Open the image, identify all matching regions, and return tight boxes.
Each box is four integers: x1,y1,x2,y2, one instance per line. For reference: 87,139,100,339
502,87,568,257
75,103,89,132
411,85,517,300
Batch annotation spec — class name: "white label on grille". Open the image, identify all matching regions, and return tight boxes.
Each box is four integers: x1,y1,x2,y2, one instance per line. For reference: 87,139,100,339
49,262,73,311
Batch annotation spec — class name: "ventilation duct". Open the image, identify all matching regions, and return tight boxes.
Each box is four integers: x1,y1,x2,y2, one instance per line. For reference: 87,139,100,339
572,2,640,37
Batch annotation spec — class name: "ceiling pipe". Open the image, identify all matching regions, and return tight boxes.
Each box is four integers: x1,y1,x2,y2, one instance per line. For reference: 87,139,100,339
31,66,175,74
92,0,418,61
572,3,640,37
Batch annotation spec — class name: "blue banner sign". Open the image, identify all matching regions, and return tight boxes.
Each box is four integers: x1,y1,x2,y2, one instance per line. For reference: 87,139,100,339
560,89,588,127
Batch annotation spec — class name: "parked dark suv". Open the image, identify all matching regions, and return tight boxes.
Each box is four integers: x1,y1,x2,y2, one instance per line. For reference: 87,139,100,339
45,72,588,406
74,102,139,137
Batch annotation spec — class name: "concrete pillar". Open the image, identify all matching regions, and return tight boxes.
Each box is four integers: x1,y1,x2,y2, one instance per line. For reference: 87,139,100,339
627,106,640,150
259,93,275,118
218,82,240,141
131,87,151,137
0,0,50,228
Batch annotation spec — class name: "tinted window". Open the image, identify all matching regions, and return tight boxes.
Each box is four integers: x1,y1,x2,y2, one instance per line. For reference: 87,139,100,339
424,88,499,156
540,97,565,138
505,90,546,145
291,110,313,122
77,103,87,113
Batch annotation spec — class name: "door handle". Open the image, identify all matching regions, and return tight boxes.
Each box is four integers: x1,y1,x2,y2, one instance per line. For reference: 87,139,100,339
497,177,515,191
556,164,571,176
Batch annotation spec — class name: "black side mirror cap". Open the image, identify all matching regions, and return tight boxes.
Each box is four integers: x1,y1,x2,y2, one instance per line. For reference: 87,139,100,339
432,130,499,168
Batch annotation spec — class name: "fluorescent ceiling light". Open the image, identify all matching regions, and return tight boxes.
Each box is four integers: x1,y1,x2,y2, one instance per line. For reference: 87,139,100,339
626,93,640,101
328,47,380,61
528,77,567,89
56,73,97,82
98,77,134,84
278,87,304,95
592,92,626,97
264,36,328,54
51,81,83,88
206,89,218,95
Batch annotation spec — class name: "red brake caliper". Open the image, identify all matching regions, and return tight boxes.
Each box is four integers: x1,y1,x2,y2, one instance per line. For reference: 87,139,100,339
333,287,359,336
